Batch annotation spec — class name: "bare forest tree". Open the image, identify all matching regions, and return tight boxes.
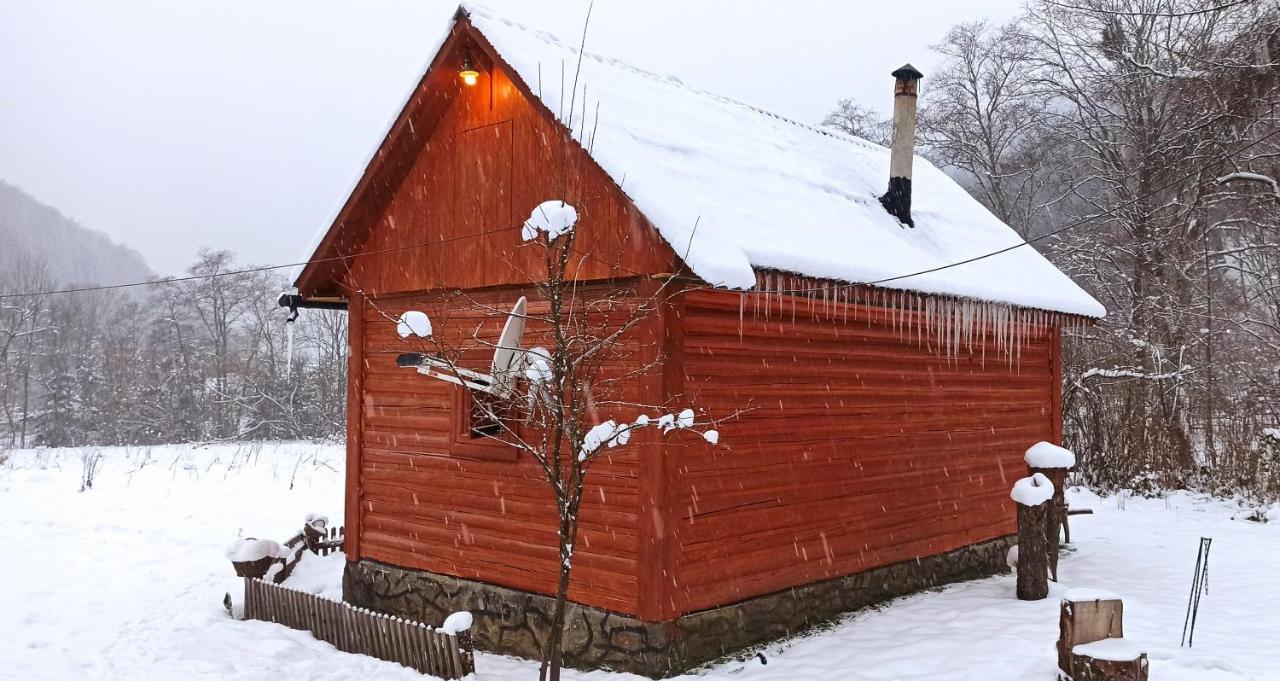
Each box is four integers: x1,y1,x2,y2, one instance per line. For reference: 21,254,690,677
830,0,1280,496
920,20,1076,236
0,248,347,448
822,98,892,145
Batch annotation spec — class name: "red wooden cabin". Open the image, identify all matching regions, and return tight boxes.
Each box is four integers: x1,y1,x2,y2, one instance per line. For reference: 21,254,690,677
288,5,1104,676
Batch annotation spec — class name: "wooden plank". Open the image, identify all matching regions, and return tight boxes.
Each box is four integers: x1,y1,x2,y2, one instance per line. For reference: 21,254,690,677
347,294,366,561
1051,324,1064,445
664,288,1049,614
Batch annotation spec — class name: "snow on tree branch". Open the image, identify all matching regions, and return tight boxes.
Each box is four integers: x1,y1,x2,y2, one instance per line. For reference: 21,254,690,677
1216,172,1280,204
395,310,432,338
522,200,579,241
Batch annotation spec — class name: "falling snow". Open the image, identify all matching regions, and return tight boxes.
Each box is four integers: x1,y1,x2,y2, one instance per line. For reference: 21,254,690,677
3,444,1277,681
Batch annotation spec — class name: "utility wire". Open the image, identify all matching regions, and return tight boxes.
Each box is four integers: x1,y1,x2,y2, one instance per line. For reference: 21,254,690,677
3,126,1279,302
776,125,1280,294
0,226,517,300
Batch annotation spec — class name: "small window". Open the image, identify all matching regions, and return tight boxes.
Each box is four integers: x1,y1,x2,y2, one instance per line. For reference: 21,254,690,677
467,390,503,439
449,385,518,462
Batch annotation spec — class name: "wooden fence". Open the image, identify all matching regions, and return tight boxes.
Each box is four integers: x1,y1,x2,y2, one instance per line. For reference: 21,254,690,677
305,524,344,556
243,578,475,679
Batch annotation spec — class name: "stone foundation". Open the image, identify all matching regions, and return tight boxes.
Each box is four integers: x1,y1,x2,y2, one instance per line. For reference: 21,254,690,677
343,535,1014,678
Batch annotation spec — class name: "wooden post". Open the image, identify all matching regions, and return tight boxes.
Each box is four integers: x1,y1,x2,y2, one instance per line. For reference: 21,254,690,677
1026,442,1076,581
1031,466,1067,580
1012,473,1054,600
1058,590,1124,675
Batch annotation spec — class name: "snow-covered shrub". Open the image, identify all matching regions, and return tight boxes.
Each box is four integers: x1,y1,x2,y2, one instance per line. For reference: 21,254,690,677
79,449,103,492
1119,469,1166,499
1254,429,1280,500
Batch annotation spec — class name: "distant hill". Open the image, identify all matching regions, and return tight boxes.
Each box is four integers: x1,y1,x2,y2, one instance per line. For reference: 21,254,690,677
0,180,152,286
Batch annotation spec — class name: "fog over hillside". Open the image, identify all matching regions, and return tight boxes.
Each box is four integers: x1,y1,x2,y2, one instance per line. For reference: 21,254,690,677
0,179,152,286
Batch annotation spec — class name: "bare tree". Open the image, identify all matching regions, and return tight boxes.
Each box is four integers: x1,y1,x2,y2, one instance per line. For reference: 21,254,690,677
821,98,892,145
920,19,1073,237
374,204,728,681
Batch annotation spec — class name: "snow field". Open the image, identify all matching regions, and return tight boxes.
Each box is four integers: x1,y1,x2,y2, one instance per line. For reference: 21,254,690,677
1,443,1278,681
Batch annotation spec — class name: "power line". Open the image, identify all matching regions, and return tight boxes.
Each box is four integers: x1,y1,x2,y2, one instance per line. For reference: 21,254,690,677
0,226,517,300
4,126,1279,302
779,125,1280,294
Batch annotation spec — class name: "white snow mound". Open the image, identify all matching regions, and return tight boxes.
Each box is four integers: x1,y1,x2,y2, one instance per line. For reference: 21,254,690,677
522,201,578,241
396,311,433,339
1063,587,1121,603
1011,473,1055,506
441,611,474,635
1025,441,1076,469
225,538,289,563
1073,638,1146,661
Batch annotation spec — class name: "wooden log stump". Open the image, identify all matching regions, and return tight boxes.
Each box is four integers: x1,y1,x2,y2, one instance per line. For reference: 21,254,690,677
226,538,289,579
1070,639,1148,681
1058,589,1123,675
1012,473,1054,600
231,556,276,579
1031,466,1068,580
1026,441,1076,581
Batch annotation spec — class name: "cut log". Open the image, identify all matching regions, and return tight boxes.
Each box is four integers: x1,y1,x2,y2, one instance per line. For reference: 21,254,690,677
230,556,276,579
1058,589,1125,678
1012,473,1054,600
1016,501,1049,599
1070,639,1148,681
1030,466,1068,579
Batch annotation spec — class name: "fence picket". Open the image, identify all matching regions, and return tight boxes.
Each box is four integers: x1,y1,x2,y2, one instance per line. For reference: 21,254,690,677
238,579,472,678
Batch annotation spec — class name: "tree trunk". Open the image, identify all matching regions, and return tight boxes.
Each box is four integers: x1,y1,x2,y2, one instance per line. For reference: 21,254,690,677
1030,466,1067,580
1017,500,1050,600
1070,650,1148,681
540,508,579,681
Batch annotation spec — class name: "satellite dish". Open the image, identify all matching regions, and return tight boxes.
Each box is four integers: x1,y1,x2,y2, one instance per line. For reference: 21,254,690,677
396,296,529,398
489,296,527,398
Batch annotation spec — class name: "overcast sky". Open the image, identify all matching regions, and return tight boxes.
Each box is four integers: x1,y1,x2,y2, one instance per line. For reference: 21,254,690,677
0,0,1022,276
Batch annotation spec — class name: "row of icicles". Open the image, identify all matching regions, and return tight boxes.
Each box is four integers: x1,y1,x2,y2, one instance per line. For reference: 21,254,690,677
739,271,1089,365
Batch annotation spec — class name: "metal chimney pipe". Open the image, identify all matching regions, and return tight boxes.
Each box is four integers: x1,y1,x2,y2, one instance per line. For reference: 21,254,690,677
880,64,924,227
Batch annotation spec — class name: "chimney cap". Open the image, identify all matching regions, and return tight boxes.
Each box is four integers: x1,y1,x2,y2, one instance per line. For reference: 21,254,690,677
891,63,924,81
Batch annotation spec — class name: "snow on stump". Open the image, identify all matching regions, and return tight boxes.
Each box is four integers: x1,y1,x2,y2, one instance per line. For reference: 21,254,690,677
1026,441,1075,580
1012,473,1054,600
1069,639,1148,681
225,538,290,579
1058,588,1124,675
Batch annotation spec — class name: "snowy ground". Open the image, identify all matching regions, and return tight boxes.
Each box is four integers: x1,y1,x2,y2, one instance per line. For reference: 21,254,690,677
2,443,1278,681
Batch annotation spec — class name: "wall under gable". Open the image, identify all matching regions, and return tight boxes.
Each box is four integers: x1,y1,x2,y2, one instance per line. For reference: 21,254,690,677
666,288,1054,614
336,48,673,298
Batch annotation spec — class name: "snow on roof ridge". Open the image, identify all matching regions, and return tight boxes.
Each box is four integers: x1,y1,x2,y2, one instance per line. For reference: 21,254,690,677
460,2,884,153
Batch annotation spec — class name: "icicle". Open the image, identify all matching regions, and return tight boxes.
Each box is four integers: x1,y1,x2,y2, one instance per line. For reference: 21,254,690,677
738,292,746,342
285,320,295,371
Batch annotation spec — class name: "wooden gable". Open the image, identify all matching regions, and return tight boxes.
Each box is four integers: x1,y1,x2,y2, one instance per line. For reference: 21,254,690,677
295,15,677,298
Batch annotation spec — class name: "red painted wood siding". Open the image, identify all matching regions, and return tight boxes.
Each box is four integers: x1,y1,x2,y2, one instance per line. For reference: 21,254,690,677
668,289,1054,614
329,50,672,298
353,287,661,615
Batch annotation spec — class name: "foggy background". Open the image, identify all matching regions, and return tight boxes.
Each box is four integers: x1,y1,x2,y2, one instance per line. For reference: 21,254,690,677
0,0,1020,275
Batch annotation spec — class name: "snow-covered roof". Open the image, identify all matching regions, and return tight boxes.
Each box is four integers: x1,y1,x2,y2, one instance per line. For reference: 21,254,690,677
299,4,1105,318
462,5,1103,317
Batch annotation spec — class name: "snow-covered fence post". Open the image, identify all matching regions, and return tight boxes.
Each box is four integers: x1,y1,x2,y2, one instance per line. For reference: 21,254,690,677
1026,442,1075,580
1012,473,1054,600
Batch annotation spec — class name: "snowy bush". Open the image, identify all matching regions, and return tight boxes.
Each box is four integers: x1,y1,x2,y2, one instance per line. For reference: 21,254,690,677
1254,429,1280,501
79,449,103,492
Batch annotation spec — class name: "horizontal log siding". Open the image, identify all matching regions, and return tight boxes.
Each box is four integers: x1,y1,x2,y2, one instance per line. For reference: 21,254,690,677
672,289,1053,613
355,288,657,615
330,56,671,298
